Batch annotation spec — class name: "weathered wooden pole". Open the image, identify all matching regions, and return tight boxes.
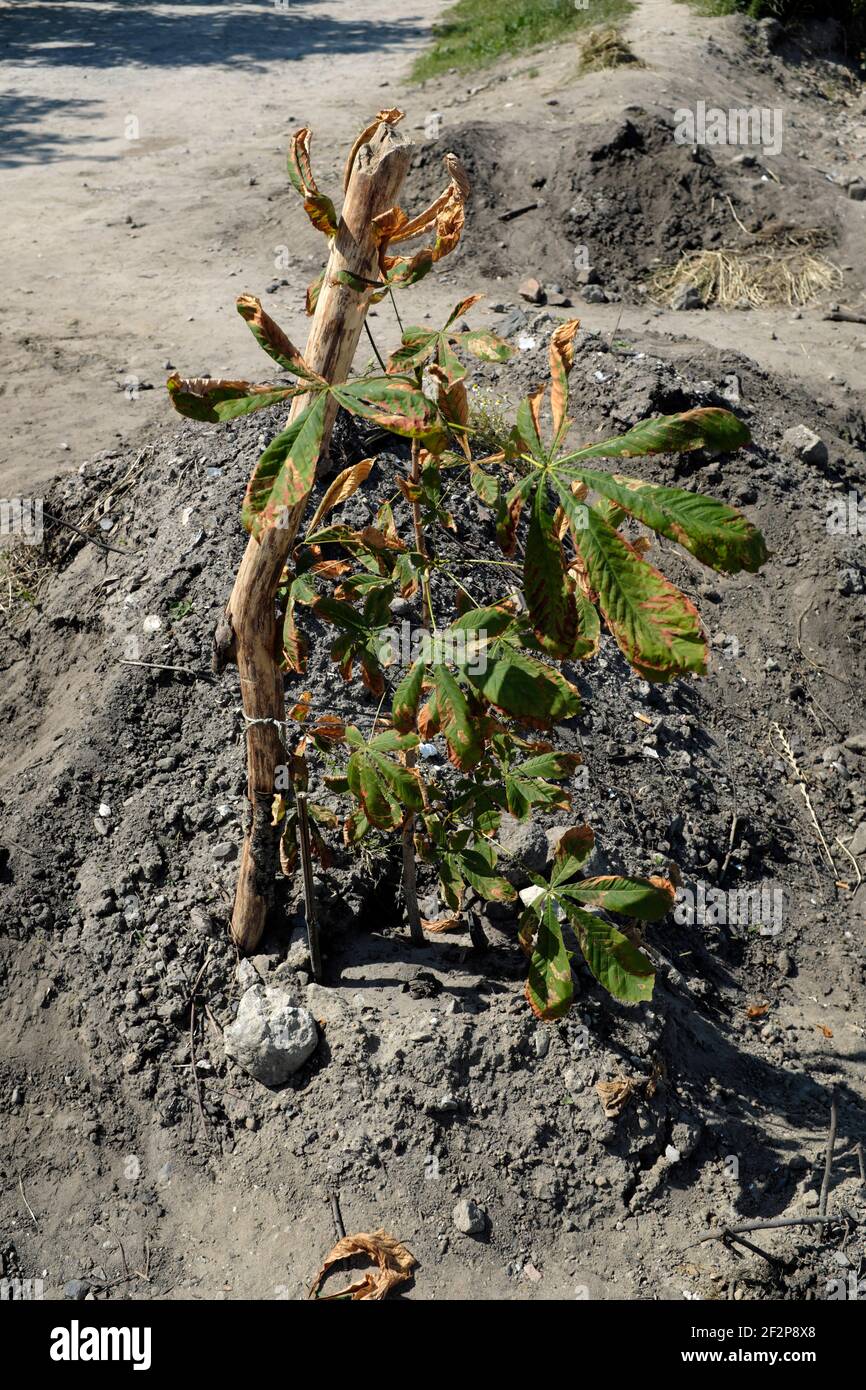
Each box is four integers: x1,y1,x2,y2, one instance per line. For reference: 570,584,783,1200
221,118,412,952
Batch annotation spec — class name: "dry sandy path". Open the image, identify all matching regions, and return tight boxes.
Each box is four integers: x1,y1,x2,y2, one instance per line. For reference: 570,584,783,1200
0,0,445,496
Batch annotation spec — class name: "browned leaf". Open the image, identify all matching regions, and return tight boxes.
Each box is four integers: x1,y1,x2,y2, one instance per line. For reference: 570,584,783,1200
306,458,375,535
421,915,464,934
309,1229,416,1301
548,318,580,439
596,1078,635,1119
746,1003,769,1020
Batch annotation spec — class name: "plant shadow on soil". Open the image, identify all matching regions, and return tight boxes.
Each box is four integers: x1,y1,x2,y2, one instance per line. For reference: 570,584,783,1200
0,0,426,72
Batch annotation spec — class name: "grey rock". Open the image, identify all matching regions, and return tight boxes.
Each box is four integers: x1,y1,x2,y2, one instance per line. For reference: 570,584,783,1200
782,425,828,467
224,986,318,1086
452,1197,486,1235
64,1279,90,1300
848,182,866,202
671,285,704,311
498,813,548,885
580,284,608,304
847,822,866,858
776,950,794,977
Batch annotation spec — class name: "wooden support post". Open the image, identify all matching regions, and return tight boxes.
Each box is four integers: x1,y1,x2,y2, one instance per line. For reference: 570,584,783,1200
296,791,324,982
224,120,412,952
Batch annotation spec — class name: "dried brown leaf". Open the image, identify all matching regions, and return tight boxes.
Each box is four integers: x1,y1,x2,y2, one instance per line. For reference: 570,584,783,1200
309,1229,416,1301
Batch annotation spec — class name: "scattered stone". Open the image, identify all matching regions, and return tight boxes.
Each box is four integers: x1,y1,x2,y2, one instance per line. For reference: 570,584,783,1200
452,1197,486,1235
847,181,866,201
580,284,608,304
671,285,704,311
498,813,548,885
224,986,318,1086
64,1279,90,1301
776,950,794,977
847,822,866,858
782,425,828,467
519,277,545,304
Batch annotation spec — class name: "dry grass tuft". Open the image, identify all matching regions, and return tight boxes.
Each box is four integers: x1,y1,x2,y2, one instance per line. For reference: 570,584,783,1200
649,245,843,310
0,542,48,617
578,26,642,73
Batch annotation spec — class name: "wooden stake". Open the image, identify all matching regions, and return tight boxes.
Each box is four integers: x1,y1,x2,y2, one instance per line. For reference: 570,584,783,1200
296,792,324,983
222,119,412,952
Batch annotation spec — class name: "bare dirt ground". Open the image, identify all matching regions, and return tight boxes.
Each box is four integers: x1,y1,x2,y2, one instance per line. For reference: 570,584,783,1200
1,0,865,1305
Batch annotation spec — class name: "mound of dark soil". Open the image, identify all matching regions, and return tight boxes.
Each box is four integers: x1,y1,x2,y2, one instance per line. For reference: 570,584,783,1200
412,110,843,298
1,328,864,1300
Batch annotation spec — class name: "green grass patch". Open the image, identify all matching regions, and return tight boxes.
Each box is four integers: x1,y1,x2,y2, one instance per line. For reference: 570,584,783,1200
412,0,634,81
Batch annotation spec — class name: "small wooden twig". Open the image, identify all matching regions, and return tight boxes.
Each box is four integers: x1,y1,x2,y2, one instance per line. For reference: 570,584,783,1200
819,1088,839,1218
719,813,739,884
696,1214,842,1246
823,308,866,324
329,1190,346,1241
189,1000,213,1146
43,508,136,556
401,782,426,948
296,793,324,981
720,1230,789,1269
855,1141,865,1189
18,1174,38,1227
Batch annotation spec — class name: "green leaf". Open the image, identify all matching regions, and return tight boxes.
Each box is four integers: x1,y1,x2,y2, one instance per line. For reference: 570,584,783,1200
242,395,328,537
457,329,514,363
558,406,750,464
392,658,426,734
166,375,296,423
346,751,402,829
368,750,424,812
387,328,438,374
556,485,706,682
455,842,516,902
306,271,324,316
525,898,573,1020
550,825,595,886
515,391,546,460
562,874,675,920
560,468,768,575
524,486,579,658
332,377,436,437
236,296,321,380
461,649,580,726
433,664,483,770
561,902,655,1004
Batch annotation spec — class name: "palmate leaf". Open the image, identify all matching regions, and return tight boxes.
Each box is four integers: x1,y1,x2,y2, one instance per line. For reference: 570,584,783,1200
526,898,573,1020
236,295,323,382
524,487,579,659
556,486,706,682
392,658,426,734
550,825,596,885
559,406,751,464
433,664,483,770
166,375,297,423
557,467,768,575
548,318,580,443
560,875,676,920
561,901,655,1004
332,377,436,437
460,648,580,726
451,840,516,903
287,126,339,237
242,394,328,536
